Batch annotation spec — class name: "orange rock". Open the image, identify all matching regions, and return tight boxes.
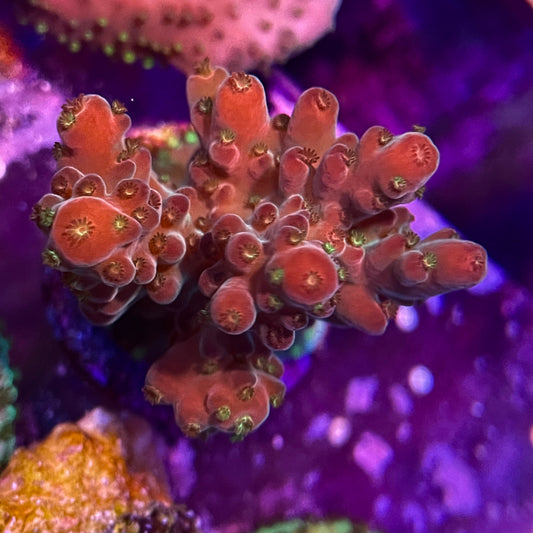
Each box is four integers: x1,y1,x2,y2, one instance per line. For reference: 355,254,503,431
0,408,173,533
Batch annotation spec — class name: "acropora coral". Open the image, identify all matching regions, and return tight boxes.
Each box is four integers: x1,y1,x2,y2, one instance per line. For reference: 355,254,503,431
31,63,487,439
18,0,341,73
0,408,198,532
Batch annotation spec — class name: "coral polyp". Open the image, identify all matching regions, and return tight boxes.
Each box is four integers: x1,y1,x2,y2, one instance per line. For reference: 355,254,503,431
62,216,96,244
32,63,487,439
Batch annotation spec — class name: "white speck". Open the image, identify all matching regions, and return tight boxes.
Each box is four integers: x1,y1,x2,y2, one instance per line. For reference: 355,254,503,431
395,306,419,332
504,320,520,339
487,425,498,440
345,376,378,414
167,438,197,498
327,416,351,447
272,434,284,450
408,365,434,396
253,452,265,466
451,304,464,325
0,158,5,180
304,413,331,443
396,422,411,443
303,470,320,490
389,383,413,416
39,80,51,92
402,501,427,533
353,431,393,483
425,295,444,315
474,444,487,460
422,442,481,516
470,402,484,417
469,260,504,294
487,501,502,521
374,494,391,518
474,356,487,373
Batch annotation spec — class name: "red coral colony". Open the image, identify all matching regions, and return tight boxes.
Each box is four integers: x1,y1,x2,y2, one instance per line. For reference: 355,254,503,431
31,63,487,440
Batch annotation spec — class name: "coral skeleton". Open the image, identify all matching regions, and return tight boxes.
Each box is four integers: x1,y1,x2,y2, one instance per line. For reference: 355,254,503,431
32,63,487,439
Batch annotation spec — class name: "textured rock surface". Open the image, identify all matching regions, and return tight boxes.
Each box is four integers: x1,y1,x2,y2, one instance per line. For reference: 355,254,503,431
0,408,199,532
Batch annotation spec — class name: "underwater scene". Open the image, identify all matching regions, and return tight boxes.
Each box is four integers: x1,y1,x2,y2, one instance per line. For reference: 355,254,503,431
0,0,532,531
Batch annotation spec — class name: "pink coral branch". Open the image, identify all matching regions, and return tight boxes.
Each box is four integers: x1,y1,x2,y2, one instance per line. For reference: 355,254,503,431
20,0,342,73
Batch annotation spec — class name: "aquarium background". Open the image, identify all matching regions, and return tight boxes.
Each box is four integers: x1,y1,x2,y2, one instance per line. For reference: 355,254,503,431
0,0,533,531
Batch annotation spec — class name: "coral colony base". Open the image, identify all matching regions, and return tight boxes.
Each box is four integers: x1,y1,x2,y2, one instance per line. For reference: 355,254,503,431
31,62,487,439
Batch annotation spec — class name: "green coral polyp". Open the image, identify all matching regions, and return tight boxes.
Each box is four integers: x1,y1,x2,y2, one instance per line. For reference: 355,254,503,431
42,249,61,268
267,294,284,311
215,406,231,422
237,385,255,402
391,176,407,192
269,268,285,285
270,393,283,408
322,241,336,254
111,100,127,114
232,415,254,440
349,230,366,247
39,207,56,228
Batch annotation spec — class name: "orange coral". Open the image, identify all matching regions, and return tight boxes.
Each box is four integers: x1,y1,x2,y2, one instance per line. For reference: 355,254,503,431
32,64,487,438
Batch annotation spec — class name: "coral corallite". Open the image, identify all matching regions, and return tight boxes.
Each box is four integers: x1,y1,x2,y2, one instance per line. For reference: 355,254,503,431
32,62,487,439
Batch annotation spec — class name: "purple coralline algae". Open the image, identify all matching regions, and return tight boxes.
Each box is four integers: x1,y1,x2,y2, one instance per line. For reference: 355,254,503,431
0,73,63,179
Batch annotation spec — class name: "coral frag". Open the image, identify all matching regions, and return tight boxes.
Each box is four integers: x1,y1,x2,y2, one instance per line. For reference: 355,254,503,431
32,63,487,439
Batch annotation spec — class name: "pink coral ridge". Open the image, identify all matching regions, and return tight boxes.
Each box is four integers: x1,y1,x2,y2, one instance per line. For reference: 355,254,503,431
32,63,487,439
21,0,342,73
